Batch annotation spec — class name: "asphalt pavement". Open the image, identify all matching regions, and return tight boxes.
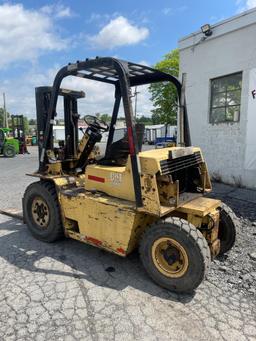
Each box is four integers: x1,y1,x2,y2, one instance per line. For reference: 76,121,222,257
0,147,255,340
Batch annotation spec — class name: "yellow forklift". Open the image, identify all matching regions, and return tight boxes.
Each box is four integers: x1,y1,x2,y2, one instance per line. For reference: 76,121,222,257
23,57,236,293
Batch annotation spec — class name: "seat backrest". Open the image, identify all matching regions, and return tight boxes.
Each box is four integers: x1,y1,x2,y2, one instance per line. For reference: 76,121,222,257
98,124,145,166
135,123,145,152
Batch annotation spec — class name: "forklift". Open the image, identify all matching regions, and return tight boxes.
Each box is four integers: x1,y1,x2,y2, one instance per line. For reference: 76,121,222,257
11,115,29,154
23,57,236,293
0,127,19,157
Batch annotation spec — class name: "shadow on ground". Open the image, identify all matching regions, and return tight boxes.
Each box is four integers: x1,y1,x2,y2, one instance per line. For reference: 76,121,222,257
0,217,195,304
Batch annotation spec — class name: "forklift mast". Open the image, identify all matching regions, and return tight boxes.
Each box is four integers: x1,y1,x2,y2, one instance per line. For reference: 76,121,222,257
11,114,27,154
35,87,85,166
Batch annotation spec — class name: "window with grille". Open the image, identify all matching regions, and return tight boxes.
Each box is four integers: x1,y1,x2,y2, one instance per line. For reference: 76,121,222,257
210,72,242,124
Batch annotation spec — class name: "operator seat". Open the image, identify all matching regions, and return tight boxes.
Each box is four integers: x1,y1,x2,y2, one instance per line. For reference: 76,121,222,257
98,124,145,166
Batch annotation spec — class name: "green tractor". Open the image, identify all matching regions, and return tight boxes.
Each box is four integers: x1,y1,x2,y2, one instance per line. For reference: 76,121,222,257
0,128,19,157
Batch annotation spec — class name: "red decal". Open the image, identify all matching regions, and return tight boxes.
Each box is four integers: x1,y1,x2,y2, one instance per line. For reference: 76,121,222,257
117,247,125,254
88,175,105,183
86,236,102,246
127,127,135,156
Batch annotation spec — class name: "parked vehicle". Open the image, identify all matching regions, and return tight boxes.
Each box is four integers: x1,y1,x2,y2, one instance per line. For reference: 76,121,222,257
145,124,177,145
0,128,19,157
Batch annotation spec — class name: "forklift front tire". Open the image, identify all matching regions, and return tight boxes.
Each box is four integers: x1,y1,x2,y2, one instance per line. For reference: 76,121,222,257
139,217,211,293
23,181,64,242
3,144,16,157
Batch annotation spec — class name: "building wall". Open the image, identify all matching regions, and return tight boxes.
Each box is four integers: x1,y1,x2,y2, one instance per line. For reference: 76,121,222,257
179,9,256,188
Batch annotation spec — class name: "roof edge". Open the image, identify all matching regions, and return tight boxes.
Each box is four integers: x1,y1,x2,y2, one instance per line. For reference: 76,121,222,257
179,6,256,43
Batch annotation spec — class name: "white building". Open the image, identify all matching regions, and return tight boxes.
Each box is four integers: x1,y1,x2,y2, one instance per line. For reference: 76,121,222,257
179,8,256,188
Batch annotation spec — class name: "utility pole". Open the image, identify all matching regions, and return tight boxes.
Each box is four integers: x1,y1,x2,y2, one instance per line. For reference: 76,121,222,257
3,93,8,128
133,86,140,120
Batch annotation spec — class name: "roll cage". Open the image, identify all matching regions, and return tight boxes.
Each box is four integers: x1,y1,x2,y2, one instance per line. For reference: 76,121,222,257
38,57,191,207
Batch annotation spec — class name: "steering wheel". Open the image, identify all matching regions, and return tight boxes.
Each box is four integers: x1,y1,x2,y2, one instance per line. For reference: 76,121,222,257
84,115,109,132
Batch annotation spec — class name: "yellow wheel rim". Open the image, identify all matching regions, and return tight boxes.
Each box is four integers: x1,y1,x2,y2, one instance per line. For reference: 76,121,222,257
31,196,50,229
152,237,189,278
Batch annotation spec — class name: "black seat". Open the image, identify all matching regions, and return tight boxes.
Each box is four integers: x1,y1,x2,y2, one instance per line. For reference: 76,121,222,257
98,124,145,166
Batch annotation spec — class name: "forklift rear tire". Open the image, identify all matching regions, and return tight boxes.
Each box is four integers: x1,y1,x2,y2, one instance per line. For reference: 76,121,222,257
3,145,16,157
139,217,211,293
23,181,64,242
218,203,237,255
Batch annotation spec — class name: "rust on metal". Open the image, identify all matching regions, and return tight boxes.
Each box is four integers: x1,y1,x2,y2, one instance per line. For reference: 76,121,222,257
85,236,102,246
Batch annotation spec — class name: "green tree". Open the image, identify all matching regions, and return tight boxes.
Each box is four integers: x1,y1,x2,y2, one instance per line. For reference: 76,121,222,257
149,49,179,126
99,113,111,122
29,118,36,125
23,116,29,134
136,115,152,125
0,107,10,127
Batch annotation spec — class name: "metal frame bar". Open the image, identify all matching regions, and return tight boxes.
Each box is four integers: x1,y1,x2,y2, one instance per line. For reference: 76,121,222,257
39,57,191,208
105,86,121,158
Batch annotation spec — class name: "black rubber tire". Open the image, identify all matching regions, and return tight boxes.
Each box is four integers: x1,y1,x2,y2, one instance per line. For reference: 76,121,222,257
218,203,237,255
3,144,16,157
139,217,211,293
23,181,64,242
